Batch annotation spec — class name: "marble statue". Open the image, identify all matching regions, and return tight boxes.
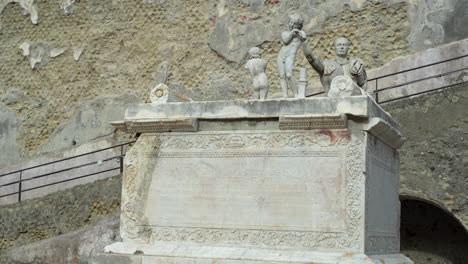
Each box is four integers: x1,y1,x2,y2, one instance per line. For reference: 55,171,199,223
303,37,367,95
277,14,306,98
150,83,169,104
245,47,269,100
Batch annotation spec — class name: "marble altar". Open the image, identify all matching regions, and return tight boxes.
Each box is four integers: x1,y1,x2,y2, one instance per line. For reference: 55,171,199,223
101,95,412,264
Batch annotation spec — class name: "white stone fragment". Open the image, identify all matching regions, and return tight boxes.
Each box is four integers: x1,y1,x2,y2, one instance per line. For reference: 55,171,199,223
49,48,66,58
60,0,75,16
19,41,30,56
0,0,39,30
19,41,66,69
73,41,87,62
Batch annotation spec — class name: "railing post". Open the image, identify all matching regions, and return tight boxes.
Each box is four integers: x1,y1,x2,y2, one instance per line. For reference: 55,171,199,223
18,171,22,202
375,79,379,104
120,145,124,174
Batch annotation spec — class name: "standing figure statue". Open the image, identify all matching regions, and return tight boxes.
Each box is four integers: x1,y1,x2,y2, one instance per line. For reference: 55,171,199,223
302,37,367,95
245,47,269,100
277,14,307,98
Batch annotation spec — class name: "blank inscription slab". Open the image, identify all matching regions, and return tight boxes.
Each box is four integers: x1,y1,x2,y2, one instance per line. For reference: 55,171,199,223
145,148,346,233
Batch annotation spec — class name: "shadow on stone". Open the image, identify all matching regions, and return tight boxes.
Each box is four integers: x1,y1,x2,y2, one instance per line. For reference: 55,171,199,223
400,198,468,264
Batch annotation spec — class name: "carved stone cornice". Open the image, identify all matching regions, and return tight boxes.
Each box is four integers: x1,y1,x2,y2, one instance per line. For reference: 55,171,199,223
111,118,198,133
365,117,405,149
279,114,347,130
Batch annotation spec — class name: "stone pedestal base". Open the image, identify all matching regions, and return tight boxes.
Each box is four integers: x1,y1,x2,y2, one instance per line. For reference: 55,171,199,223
96,242,412,264
105,97,412,264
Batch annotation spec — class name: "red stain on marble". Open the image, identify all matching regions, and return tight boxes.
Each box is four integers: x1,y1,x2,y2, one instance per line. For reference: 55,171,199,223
317,129,336,143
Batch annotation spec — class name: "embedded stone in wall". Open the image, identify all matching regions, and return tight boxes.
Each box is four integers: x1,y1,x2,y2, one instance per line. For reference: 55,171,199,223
408,0,468,50
19,41,66,69
0,0,39,30
0,103,21,168
73,41,87,62
60,0,76,16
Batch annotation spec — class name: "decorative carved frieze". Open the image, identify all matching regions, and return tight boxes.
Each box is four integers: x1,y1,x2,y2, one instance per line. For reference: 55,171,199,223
120,136,157,243
159,131,350,150
279,114,347,130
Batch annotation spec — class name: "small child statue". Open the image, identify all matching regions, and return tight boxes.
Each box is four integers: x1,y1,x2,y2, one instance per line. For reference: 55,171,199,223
245,47,269,100
277,14,307,98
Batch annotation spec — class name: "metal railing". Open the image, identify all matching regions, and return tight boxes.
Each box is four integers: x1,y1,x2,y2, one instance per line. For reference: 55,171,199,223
0,141,135,203
369,54,468,103
306,54,468,102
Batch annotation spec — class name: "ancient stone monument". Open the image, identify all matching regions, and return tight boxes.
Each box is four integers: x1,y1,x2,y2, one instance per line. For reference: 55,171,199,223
100,89,412,263
98,16,412,263
245,47,269,100
277,14,306,98
303,37,368,95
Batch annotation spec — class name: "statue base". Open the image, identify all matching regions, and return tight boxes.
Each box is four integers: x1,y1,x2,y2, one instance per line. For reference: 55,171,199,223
96,243,412,263
104,97,412,264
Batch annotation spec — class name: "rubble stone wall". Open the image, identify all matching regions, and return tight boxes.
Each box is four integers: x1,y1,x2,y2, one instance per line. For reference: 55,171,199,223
383,83,468,229
0,175,121,255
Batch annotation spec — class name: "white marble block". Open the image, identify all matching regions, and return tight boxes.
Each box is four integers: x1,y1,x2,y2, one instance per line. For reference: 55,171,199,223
102,96,412,264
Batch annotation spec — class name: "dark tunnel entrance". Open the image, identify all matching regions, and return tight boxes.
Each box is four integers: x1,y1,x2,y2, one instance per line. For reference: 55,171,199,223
400,198,468,264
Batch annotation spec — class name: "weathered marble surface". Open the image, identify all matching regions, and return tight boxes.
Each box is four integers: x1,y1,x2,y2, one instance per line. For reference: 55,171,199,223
277,14,306,98
149,83,169,104
329,75,364,97
120,96,398,129
104,94,411,263
99,246,413,264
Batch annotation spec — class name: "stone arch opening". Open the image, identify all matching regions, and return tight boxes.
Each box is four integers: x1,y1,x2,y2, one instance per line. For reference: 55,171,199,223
400,197,468,264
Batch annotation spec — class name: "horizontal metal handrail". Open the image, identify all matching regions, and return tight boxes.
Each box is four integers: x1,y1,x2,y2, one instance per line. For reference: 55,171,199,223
0,155,122,188
368,54,468,81
0,141,135,178
373,67,468,93
0,167,121,199
0,141,135,203
378,80,468,104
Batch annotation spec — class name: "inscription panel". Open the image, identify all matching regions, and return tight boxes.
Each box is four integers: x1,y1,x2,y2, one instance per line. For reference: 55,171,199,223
146,150,346,232
128,131,365,250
